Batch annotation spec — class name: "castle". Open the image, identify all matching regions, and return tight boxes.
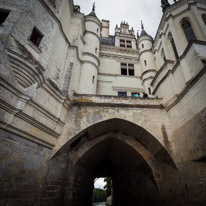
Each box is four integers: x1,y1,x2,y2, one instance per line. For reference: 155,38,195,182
0,0,206,205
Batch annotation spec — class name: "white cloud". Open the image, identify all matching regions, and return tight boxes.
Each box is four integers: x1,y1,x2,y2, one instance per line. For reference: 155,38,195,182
94,178,106,189
73,0,175,38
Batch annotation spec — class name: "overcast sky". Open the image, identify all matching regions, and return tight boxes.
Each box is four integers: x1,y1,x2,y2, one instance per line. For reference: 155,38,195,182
94,178,106,189
73,0,175,38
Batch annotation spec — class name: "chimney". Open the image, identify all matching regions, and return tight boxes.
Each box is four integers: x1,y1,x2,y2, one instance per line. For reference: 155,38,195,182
101,20,110,38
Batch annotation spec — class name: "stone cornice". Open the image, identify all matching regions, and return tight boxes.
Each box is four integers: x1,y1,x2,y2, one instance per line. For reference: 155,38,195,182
151,60,174,86
84,30,100,41
82,52,100,67
16,111,60,138
100,45,139,56
0,123,55,148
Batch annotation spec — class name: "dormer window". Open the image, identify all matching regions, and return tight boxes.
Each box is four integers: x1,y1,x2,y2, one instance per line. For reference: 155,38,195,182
120,39,125,47
0,9,10,25
120,39,132,48
126,40,132,48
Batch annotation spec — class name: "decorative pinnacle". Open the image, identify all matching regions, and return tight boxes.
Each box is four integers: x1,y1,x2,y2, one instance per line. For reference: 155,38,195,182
141,21,144,30
92,3,95,12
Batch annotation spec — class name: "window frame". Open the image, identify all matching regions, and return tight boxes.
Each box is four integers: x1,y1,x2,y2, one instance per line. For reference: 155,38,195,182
29,27,44,48
118,92,127,97
120,63,135,76
119,39,132,48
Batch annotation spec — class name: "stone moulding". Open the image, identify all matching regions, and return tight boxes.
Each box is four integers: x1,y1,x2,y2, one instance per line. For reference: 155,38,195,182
16,111,61,138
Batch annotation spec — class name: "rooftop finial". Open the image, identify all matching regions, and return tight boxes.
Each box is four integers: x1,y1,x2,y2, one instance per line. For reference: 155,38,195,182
141,21,144,30
89,2,97,17
92,3,95,12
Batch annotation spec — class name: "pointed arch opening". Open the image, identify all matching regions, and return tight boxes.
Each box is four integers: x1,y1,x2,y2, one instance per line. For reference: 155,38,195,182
47,118,179,206
181,18,196,43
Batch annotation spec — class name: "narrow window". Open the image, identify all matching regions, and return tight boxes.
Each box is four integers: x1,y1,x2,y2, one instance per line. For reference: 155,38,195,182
142,44,144,48
144,60,147,66
92,76,95,84
126,40,132,48
118,92,127,97
148,87,151,95
181,19,196,43
30,27,43,47
95,47,97,54
97,28,99,33
202,14,206,25
168,33,179,60
0,9,10,25
128,64,134,76
161,49,166,62
120,39,125,48
121,63,127,75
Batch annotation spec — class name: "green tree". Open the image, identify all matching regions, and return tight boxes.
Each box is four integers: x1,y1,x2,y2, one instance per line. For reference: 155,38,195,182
93,188,107,203
104,177,112,197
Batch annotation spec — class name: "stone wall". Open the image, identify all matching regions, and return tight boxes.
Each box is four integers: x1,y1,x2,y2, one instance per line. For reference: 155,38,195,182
0,128,51,206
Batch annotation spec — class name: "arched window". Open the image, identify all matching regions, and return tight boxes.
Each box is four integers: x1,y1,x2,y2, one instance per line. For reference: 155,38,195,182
202,14,206,25
181,19,196,42
92,76,95,84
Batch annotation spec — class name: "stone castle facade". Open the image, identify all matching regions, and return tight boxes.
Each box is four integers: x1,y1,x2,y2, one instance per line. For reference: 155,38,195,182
0,0,206,205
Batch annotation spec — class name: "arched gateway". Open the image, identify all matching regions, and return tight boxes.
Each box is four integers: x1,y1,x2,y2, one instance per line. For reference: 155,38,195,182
46,119,180,206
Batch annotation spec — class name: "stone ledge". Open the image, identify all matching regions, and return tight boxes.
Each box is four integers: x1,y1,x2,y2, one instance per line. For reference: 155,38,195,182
72,94,163,109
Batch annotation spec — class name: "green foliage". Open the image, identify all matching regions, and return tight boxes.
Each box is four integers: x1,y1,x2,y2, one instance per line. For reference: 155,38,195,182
104,177,112,197
93,188,107,203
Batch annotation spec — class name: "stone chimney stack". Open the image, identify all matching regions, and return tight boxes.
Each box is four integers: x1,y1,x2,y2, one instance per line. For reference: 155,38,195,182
101,20,110,38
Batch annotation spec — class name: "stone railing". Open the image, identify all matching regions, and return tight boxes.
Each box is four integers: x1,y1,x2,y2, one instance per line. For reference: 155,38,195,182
72,93,163,109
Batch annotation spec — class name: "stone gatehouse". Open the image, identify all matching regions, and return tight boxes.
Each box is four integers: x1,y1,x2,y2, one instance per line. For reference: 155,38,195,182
0,0,206,205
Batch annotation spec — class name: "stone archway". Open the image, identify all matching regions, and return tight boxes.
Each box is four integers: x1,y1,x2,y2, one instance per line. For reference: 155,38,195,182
45,119,180,206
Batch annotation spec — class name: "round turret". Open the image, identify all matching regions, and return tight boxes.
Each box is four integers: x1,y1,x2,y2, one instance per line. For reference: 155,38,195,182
78,4,101,94
137,22,156,97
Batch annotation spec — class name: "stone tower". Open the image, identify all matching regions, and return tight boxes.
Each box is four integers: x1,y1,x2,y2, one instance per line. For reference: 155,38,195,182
78,4,101,94
137,22,156,97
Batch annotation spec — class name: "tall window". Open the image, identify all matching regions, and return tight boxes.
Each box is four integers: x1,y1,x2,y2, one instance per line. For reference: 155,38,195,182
120,63,134,76
202,14,206,25
181,19,196,43
126,40,132,48
0,9,10,25
120,39,125,48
